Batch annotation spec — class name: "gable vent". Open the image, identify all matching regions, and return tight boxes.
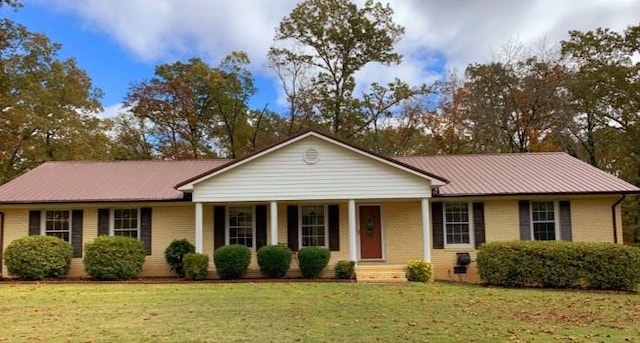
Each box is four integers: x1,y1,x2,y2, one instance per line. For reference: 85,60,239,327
303,148,320,165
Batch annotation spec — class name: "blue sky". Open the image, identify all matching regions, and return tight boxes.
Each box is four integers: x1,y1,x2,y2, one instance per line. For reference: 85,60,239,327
6,0,639,118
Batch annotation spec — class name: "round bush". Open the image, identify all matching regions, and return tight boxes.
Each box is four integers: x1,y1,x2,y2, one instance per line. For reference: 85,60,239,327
407,260,433,282
4,236,73,280
83,236,146,280
298,247,330,278
183,253,209,281
334,260,355,279
164,239,195,277
257,244,292,278
214,245,251,280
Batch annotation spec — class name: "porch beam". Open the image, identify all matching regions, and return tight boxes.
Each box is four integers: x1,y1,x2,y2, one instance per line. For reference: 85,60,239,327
195,202,204,253
348,199,357,262
421,198,431,262
270,201,278,245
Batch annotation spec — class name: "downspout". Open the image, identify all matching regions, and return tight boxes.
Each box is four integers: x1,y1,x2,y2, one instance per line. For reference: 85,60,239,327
0,211,4,279
611,195,626,244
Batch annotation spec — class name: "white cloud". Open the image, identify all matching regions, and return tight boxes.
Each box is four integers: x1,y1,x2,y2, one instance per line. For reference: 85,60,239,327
97,102,127,119
48,0,640,94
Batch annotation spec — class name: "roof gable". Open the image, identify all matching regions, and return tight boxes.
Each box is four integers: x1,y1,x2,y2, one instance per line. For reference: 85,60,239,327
176,130,448,191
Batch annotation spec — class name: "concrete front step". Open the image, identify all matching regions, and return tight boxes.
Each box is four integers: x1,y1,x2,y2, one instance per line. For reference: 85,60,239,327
355,264,408,283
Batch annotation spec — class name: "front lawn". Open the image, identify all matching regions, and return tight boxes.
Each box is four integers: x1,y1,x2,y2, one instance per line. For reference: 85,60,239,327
0,282,639,342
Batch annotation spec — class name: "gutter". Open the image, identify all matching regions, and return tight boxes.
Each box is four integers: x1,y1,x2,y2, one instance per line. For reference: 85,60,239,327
612,195,626,244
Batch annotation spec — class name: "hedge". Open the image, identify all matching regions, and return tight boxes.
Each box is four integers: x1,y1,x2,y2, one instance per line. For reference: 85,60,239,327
4,236,73,280
257,244,292,278
477,241,640,290
298,247,330,278
214,245,251,280
83,236,146,280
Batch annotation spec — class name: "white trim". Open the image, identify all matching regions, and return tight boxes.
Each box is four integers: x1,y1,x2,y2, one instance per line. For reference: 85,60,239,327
356,204,385,261
443,202,474,248
530,200,560,241
298,204,329,248
110,208,141,239
225,205,256,249
41,209,72,243
177,131,446,191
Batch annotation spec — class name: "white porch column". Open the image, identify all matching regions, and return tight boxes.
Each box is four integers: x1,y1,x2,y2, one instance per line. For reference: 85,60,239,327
421,198,431,262
348,199,357,262
195,202,204,253
270,201,278,245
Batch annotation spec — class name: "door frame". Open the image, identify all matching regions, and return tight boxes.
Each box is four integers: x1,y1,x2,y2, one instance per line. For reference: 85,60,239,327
356,204,385,261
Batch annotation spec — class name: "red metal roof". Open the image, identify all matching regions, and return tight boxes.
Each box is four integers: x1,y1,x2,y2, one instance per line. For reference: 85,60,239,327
396,152,639,196
0,160,229,203
0,152,637,204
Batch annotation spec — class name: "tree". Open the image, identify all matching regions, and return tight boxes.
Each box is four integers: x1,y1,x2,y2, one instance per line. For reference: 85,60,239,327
0,14,106,183
122,52,256,159
561,25,640,242
270,0,409,139
451,57,571,153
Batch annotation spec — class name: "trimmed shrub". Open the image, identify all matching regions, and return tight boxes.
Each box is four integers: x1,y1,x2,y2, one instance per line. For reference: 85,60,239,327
407,260,433,282
183,253,209,281
298,247,331,278
214,245,251,280
477,241,640,290
83,236,146,280
335,260,355,280
164,239,196,277
4,236,73,280
257,244,292,278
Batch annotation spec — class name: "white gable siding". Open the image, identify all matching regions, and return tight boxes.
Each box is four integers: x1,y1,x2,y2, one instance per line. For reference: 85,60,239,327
193,136,431,202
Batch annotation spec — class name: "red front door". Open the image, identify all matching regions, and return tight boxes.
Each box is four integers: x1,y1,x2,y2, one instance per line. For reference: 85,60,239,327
359,206,382,259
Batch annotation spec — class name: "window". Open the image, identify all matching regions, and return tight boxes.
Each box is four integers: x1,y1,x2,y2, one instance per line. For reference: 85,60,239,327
531,201,556,240
228,206,254,247
444,203,471,246
300,205,327,247
45,210,71,243
113,208,140,239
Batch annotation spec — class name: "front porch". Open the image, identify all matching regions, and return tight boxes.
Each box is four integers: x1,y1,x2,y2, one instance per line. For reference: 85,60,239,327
190,200,433,276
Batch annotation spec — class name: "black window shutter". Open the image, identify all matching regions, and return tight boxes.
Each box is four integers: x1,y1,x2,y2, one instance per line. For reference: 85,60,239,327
71,210,83,258
559,201,572,241
518,201,531,240
28,210,41,236
431,202,444,249
255,205,267,249
214,206,226,250
328,204,340,251
472,202,486,248
97,209,110,236
140,207,152,255
287,205,299,251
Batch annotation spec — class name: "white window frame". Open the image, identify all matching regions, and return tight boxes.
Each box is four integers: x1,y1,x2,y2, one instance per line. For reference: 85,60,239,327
42,210,72,244
443,202,474,248
110,208,141,240
530,201,559,241
299,204,329,248
226,206,256,248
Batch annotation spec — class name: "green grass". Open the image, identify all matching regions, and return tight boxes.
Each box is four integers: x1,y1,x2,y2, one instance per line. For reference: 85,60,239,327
1,282,639,342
